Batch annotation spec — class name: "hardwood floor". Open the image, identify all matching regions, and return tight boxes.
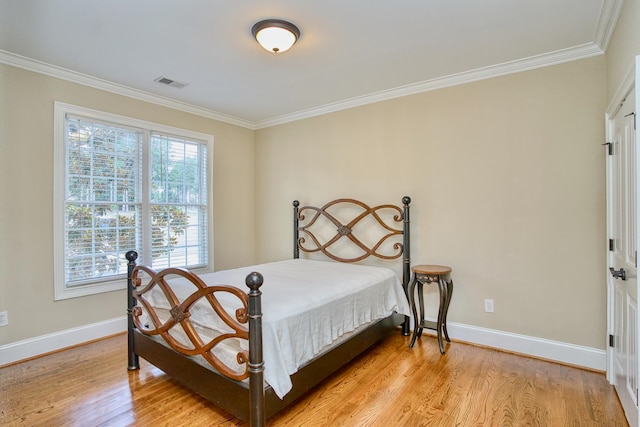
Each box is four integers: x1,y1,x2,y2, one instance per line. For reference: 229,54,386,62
0,332,628,426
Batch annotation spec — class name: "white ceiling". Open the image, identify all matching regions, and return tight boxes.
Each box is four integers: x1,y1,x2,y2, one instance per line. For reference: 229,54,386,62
0,0,622,129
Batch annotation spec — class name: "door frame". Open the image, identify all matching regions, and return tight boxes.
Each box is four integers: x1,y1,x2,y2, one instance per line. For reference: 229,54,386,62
606,57,639,425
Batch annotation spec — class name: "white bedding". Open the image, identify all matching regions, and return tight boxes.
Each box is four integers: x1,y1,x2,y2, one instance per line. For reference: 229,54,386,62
143,258,411,399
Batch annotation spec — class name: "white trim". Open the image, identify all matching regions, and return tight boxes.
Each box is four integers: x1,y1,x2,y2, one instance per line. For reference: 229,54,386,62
1,317,605,371
1,42,605,131
52,104,132,299
606,63,637,117
604,58,637,384
54,101,217,143
254,43,605,129
440,322,606,371
53,102,215,300
0,316,127,367
605,111,617,383
593,0,625,52
0,50,255,130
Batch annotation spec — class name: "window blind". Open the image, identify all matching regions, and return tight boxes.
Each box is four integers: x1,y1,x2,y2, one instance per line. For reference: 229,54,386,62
149,133,208,269
64,117,142,286
56,104,212,299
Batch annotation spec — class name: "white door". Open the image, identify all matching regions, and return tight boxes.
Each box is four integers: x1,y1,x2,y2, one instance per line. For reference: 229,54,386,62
608,85,638,427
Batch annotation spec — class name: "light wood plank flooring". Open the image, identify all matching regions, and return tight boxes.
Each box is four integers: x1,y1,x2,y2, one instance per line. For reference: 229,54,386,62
0,332,628,426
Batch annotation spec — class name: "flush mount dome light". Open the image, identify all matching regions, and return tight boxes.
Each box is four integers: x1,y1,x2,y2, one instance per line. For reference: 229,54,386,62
252,19,300,53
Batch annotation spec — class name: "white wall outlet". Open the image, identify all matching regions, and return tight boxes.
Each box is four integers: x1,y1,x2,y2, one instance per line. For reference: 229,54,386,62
0,311,8,327
484,299,494,313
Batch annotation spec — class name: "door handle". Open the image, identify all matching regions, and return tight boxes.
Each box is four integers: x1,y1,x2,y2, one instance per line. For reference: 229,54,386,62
610,267,627,280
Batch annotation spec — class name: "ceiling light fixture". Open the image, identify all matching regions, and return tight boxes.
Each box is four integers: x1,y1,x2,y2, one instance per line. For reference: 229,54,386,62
251,19,300,53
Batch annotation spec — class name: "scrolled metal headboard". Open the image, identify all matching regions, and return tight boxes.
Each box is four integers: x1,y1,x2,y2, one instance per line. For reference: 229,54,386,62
292,196,411,288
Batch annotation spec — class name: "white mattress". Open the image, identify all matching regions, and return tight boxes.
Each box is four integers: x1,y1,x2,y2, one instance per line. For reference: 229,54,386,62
142,258,411,399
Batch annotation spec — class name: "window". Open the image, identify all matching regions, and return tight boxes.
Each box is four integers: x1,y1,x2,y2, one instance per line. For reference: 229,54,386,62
54,103,213,300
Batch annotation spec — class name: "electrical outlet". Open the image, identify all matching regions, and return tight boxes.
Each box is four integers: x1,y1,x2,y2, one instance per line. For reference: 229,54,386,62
484,299,494,313
0,311,8,327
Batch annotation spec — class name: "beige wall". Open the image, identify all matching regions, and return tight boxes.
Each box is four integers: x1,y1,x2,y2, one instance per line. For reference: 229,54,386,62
2,2,638,354
256,57,607,348
0,65,256,345
606,0,640,100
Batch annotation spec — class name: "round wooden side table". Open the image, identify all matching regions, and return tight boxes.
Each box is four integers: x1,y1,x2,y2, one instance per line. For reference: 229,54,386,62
407,264,453,354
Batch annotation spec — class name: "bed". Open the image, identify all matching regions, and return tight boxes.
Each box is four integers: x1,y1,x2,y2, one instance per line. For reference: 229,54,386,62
126,197,412,426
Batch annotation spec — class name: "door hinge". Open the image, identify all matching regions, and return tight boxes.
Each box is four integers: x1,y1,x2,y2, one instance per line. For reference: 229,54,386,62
609,239,615,251
603,142,613,155
609,334,615,348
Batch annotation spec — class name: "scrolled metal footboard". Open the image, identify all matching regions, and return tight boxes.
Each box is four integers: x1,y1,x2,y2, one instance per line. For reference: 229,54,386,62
126,251,256,381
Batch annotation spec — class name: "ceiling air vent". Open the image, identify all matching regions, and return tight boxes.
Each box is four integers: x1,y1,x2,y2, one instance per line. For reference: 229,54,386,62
154,76,189,89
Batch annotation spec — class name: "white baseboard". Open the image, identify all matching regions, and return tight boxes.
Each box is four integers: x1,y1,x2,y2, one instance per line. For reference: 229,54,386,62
0,316,127,367
0,316,605,372
420,321,606,371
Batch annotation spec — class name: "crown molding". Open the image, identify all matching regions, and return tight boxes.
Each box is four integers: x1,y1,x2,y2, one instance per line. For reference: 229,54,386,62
593,0,625,51
0,50,256,130
0,38,609,132
255,0,621,129
255,42,605,129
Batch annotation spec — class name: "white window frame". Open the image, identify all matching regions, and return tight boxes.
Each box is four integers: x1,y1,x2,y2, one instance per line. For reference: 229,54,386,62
53,102,214,300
